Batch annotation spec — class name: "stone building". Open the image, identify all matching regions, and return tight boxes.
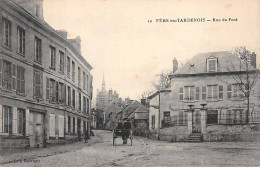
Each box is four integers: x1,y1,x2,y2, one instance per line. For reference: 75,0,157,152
149,51,260,142
0,0,93,148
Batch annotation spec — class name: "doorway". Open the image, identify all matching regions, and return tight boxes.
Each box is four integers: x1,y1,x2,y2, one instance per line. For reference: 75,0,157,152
192,110,201,133
77,118,81,141
29,111,44,147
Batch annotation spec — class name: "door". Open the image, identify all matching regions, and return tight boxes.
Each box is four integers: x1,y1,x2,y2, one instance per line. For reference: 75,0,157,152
192,110,201,133
29,111,44,147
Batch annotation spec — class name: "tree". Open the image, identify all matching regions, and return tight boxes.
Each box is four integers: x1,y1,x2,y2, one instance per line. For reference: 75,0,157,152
228,47,259,124
153,70,171,90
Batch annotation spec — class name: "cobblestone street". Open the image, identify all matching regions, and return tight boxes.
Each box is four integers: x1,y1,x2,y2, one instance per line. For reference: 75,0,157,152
1,130,260,167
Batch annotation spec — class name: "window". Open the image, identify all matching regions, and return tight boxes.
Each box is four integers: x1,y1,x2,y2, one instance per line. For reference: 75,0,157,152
219,85,223,100
67,56,70,78
36,4,40,17
83,96,86,113
184,86,194,101
17,108,25,135
72,89,76,108
17,27,25,54
87,98,89,114
3,18,11,47
68,116,71,133
58,82,65,104
207,58,217,72
67,86,71,106
2,60,12,90
35,37,42,63
226,110,233,124
163,112,171,126
151,115,155,129
232,84,244,100
207,110,218,124
48,79,56,102
83,71,86,90
233,109,245,124
86,75,89,90
0,59,2,88
33,70,42,98
72,61,75,81
207,85,218,101
179,87,183,101
78,67,81,86
78,92,81,111
11,64,16,91
50,46,56,70
59,51,64,73
227,84,232,99
202,86,206,100
17,66,25,94
195,87,200,101
3,106,12,134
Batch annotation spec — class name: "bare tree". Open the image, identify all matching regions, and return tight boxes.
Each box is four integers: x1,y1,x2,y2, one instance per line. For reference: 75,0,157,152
153,70,171,90
228,47,259,124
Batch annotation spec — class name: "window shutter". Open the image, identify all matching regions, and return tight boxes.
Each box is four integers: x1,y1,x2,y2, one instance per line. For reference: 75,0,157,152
64,84,66,105
12,64,17,91
75,118,77,134
33,71,36,96
0,105,2,133
0,59,2,88
49,114,55,137
58,115,64,137
25,109,29,136
46,77,50,100
12,107,18,134
65,116,68,133
40,73,43,97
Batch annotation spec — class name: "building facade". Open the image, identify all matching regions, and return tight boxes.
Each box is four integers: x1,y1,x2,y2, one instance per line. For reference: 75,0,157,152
0,0,93,148
149,51,260,142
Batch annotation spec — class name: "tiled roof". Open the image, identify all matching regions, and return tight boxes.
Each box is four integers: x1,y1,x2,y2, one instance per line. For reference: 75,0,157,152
172,51,252,76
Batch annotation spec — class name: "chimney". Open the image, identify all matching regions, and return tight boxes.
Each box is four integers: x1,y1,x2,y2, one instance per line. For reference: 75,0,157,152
14,0,44,20
56,30,68,39
173,58,178,73
141,98,146,106
250,52,257,68
68,36,82,54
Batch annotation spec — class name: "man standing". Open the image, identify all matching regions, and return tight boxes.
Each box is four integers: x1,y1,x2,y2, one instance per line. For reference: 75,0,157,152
84,129,89,143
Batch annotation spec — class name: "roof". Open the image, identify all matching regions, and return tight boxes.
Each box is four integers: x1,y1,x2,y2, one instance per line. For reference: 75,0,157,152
7,0,93,70
104,101,123,116
122,100,143,119
148,89,171,100
171,51,253,77
128,104,149,120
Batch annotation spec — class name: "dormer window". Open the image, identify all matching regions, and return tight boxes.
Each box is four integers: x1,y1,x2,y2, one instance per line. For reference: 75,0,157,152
207,57,217,72
36,5,40,17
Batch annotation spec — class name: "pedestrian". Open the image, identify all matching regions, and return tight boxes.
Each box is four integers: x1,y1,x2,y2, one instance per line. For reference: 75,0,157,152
84,129,89,143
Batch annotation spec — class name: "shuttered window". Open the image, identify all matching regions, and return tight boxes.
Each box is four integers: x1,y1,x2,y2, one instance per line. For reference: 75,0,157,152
49,114,55,137
17,108,25,136
46,78,50,100
33,70,43,98
78,67,81,86
179,87,183,101
17,66,25,94
11,64,16,91
67,56,70,78
35,37,42,63
3,60,12,90
3,18,12,47
72,61,75,81
17,27,25,55
67,86,71,106
195,87,200,101
59,51,64,73
83,71,86,90
3,106,12,134
50,46,56,70
0,59,2,87
219,85,223,100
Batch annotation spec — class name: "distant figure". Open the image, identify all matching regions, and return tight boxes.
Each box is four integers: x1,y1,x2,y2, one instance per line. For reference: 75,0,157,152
91,130,95,136
84,130,89,143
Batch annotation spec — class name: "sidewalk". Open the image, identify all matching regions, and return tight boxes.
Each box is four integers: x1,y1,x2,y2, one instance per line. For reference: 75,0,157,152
0,136,100,165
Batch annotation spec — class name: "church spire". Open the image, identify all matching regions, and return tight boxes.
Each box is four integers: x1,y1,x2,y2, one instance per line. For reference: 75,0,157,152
102,73,106,91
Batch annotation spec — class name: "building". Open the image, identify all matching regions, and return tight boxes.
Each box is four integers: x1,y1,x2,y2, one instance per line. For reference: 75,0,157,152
96,75,121,111
0,0,93,148
149,51,260,142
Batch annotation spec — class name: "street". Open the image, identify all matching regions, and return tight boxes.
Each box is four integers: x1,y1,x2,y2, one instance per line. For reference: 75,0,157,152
1,130,260,167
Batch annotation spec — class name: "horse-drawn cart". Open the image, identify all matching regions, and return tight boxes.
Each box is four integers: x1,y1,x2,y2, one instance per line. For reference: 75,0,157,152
112,122,133,146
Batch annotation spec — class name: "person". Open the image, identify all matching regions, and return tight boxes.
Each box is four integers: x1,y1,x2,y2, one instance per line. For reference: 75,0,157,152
84,129,89,143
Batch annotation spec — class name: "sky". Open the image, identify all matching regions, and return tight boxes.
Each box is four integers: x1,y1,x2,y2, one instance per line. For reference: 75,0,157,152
43,0,260,104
